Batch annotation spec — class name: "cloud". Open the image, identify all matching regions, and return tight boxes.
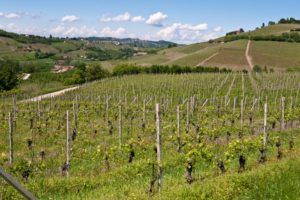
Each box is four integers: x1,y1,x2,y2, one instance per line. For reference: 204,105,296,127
213,26,222,32
100,12,131,22
131,16,145,22
50,25,127,38
51,25,97,37
100,12,144,23
100,27,127,37
0,12,21,19
151,22,220,44
0,23,48,35
61,15,80,22
146,12,168,26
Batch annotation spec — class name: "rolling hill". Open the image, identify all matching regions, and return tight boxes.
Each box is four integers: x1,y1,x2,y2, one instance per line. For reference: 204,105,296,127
0,22,300,72
123,23,300,71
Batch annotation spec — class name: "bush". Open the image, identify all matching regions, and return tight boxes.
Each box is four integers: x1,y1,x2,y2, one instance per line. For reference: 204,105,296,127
85,64,110,81
253,65,262,73
0,59,20,91
112,64,142,76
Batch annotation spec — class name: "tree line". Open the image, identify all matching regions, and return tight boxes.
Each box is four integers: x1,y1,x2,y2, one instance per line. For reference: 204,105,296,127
225,32,300,43
0,59,232,92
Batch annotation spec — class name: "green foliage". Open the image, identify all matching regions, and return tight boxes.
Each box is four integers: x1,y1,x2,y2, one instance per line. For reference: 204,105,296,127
253,65,262,73
113,64,232,76
20,59,55,73
86,47,135,61
0,59,19,91
278,17,300,24
112,64,142,76
225,32,300,43
85,64,110,82
0,29,60,44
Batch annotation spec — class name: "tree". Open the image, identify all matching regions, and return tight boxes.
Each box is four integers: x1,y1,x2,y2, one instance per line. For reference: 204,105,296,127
0,59,19,91
268,21,276,26
85,63,109,81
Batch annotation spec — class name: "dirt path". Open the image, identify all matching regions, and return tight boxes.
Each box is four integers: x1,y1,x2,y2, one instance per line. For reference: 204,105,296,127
245,40,258,95
245,40,254,70
24,86,80,102
22,73,31,80
196,52,219,66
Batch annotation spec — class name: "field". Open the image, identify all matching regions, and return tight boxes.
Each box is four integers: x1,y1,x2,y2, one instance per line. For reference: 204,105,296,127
122,24,300,71
250,41,300,70
1,73,300,199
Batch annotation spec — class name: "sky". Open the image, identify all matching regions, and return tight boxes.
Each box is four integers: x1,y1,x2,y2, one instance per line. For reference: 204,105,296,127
0,0,299,44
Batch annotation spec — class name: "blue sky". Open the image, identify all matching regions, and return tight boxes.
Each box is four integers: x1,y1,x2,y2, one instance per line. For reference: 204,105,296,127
0,0,299,43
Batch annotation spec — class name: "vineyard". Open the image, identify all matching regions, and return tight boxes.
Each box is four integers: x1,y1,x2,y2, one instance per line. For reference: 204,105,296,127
1,73,300,199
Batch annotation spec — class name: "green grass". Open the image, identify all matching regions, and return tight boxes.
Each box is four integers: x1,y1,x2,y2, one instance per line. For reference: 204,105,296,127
1,73,300,199
247,24,300,36
250,41,300,70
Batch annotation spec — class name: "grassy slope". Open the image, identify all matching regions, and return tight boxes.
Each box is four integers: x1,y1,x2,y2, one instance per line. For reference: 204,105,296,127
247,24,300,36
122,24,300,71
1,24,300,71
203,40,249,70
250,41,300,70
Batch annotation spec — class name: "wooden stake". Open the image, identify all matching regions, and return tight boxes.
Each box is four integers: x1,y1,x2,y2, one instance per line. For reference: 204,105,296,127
9,112,13,165
281,97,285,130
143,98,146,126
119,105,123,146
66,111,70,177
263,103,268,148
155,104,162,192
240,99,243,130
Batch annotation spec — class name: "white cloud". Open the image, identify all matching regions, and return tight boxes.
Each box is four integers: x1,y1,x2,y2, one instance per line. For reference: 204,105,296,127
131,16,145,22
0,12,21,19
0,23,48,35
213,26,222,32
50,25,127,38
51,25,97,37
61,15,80,22
100,27,127,37
100,12,131,22
152,22,220,44
146,12,168,26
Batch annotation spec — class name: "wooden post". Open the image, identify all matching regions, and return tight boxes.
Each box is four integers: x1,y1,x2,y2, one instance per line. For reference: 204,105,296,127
0,168,37,200
66,111,70,178
176,105,181,150
143,98,146,126
73,103,77,131
233,97,236,114
155,104,162,192
12,95,16,119
186,101,190,131
9,112,13,165
281,97,285,130
240,99,243,130
106,96,109,129
263,103,268,148
119,105,123,146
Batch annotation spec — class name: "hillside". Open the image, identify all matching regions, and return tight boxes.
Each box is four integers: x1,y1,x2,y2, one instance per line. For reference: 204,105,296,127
0,29,176,71
0,22,300,72
122,23,300,71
